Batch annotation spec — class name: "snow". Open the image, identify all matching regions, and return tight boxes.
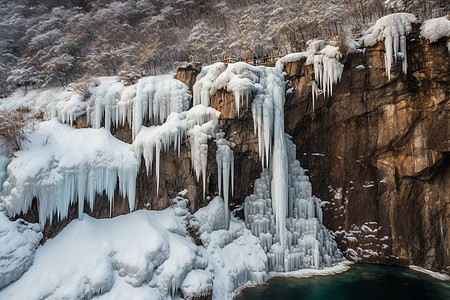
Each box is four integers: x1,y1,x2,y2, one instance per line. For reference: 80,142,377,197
409,265,450,281
361,13,418,79
0,212,42,289
0,200,212,300
420,16,450,51
181,269,213,299
1,119,139,227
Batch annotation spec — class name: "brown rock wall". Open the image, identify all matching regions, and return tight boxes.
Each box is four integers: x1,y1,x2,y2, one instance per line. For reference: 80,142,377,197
283,29,449,271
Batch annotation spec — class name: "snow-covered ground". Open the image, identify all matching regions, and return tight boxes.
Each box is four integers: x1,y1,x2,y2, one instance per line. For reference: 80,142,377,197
0,196,336,300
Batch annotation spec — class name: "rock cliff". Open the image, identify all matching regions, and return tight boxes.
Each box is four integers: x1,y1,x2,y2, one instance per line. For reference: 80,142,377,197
282,27,449,272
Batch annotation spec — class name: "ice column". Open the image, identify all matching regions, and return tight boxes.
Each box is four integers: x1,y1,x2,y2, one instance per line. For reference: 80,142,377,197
215,137,234,230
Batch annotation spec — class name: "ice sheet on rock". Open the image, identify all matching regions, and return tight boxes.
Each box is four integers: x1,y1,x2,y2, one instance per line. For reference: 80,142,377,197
132,112,188,196
0,119,139,227
276,41,343,111
132,75,191,139
0,206,210,300
194,62,261,117
193,62,226,107
186,105,220,199
215,138,234,230
133,105,219,200
0,212,42,289
420,16,450,51
361,13,418,79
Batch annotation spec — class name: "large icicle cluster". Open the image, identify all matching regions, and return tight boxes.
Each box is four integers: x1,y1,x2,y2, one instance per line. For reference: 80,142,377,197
244,137,342,271
361,13,418,79
133,105,220,200
0,75,191,141
1,120,140,227
193,62,261,116
420,16,450,51
276,40,344,111
215,136,234,230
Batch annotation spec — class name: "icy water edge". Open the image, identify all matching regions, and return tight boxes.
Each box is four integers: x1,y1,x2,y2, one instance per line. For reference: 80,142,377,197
235,263,450,300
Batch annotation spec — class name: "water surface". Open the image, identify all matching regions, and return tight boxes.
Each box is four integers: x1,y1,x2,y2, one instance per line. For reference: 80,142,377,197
235,264,450,300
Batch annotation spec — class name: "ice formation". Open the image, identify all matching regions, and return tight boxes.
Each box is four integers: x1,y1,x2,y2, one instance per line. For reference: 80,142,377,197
186,105,220,199
0,145,10,194
0,75,191,140
1,119,140,227
0,212,42,289
420,16,450,51
133,104,220,200
361,13,418,79
194,60,343,271
244,137,343,271
215,136,234,230
192,197,268,299
276,41,344,111
193,62,261,116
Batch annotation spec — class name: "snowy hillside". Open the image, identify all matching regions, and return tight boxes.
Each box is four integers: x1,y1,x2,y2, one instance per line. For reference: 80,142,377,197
0,0,448,94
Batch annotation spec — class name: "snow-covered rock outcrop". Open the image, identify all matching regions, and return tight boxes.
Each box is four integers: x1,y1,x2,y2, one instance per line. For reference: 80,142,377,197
361,13,418,79
0,212,42,289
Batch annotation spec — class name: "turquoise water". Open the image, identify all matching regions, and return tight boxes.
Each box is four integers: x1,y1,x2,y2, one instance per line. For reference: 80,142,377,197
235,264,450,300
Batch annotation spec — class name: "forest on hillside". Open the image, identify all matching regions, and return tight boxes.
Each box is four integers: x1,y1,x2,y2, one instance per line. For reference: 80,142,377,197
0,0,448,95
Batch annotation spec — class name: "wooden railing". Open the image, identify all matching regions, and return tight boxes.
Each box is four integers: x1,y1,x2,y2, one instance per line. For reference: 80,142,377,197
212,55,283,66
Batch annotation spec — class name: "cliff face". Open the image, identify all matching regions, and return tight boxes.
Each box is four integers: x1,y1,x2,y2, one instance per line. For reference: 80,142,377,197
17,28,448,272
282,29,449,271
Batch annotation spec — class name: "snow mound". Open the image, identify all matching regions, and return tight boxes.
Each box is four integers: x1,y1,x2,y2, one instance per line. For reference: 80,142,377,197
361,13,418,79
1,119,139,227
0,206,211,299
0,212,42,289
181,269,213,299
420,16,450,50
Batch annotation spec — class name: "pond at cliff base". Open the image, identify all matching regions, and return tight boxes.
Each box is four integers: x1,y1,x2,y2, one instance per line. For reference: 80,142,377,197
235,264,450,300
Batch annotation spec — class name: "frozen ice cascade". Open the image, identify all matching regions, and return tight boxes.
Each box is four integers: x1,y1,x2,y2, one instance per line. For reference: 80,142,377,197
361,13,418,79
195,62,343,271
276,41,344,112
0,75,191,141
1,120,140,227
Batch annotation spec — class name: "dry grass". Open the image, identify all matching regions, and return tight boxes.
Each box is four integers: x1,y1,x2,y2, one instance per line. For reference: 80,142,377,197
0,109,31,152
